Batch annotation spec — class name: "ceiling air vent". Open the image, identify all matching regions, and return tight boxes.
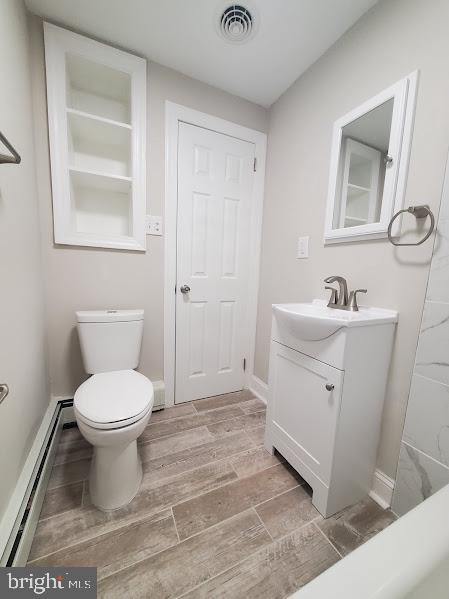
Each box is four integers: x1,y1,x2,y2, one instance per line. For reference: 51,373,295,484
218,4,256,44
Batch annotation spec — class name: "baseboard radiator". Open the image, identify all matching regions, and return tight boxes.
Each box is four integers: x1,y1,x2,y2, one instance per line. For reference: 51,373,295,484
0,399,70,566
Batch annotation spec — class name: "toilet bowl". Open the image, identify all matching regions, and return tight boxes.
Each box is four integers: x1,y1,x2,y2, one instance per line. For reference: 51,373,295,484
74,310,153,511
75,369,154,510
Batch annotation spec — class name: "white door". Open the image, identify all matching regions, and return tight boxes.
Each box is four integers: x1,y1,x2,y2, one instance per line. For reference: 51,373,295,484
175,123,255,404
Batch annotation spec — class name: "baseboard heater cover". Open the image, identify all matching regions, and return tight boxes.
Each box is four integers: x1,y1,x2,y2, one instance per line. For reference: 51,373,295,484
1,400,71,566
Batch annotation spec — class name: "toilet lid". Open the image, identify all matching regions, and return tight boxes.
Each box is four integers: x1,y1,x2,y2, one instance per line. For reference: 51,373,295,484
74,370,154,427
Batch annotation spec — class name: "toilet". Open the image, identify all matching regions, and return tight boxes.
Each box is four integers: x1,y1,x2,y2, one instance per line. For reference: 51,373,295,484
74,309,154,511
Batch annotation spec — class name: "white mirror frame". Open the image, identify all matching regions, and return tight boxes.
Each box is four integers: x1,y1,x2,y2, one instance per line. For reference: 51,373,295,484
324,71,419,244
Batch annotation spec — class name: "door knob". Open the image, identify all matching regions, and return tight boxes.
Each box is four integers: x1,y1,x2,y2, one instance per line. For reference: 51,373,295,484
180,285,191,294
325,383,334,391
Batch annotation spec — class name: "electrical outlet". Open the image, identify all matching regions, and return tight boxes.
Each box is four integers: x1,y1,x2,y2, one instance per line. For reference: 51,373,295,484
146,215,163,236
297,236,309,259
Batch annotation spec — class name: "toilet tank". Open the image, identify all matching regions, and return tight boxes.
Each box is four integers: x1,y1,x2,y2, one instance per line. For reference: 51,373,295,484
76,310,144,374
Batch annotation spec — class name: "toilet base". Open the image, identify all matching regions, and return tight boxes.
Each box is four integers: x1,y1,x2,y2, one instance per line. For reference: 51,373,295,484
89,439,143,511
75,405,152,512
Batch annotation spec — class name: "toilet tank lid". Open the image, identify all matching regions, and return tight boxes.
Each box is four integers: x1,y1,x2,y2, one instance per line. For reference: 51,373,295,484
76,309,144,323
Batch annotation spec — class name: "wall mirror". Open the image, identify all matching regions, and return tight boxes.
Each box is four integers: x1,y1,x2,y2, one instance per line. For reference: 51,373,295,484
324,72,418,244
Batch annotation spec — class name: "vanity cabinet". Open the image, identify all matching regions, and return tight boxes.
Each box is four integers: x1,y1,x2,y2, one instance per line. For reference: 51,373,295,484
44,23,147,251
264,304,397,517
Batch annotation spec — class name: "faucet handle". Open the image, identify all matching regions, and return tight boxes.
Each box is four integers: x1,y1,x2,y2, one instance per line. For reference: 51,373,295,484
348,289,367,311
325,286,338,307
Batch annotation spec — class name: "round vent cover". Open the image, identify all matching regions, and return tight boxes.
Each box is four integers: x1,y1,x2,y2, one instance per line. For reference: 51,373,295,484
218,4,256,44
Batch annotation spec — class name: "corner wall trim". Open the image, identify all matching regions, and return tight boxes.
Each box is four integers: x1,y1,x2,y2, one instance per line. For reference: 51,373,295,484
248,375,268,405
369,469,395,509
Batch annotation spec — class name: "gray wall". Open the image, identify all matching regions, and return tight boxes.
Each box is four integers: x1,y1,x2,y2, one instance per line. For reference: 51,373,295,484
28,15,269,399
254,0,449,479
0,1,49,520
392,164,449,515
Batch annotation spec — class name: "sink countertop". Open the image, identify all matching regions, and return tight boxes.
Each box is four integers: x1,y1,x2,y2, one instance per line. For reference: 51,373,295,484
273,300,398,328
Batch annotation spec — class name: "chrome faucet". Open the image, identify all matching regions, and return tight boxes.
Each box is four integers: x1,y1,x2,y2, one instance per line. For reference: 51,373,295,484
324,276,367,311
324,276,349,307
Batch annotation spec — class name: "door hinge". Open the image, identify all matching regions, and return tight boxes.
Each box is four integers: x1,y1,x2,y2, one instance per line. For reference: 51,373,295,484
243,358,246,372
253,157,257,172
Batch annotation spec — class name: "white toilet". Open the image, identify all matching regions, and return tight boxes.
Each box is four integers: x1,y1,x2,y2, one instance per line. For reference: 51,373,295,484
74,309,154,511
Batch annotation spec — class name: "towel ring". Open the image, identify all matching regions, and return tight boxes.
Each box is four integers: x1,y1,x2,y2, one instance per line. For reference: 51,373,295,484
387,205,435,246
0,131,21,165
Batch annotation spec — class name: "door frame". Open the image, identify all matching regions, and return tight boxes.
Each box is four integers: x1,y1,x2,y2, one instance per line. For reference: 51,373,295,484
164,101,267,407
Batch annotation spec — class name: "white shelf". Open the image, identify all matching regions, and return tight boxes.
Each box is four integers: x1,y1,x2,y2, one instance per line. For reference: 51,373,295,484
345,215,367,224
66,53,131,124
66,108,132,130
44,23,147,251
347,183,371,192
69,167,132,193
67,109,131,177
70,169,131,238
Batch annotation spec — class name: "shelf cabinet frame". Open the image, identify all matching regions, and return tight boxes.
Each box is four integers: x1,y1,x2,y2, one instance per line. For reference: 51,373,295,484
44,22,147,251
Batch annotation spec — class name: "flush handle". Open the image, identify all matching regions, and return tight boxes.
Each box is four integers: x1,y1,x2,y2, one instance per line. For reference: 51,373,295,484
180,285,191,294
325,383,334,391
0,383,9,405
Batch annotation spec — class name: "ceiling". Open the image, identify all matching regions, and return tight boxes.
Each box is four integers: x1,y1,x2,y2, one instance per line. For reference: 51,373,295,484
25,0,378,107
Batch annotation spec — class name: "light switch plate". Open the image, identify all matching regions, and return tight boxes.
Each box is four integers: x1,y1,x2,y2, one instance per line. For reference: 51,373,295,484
297,236,309,259
146,215,163,236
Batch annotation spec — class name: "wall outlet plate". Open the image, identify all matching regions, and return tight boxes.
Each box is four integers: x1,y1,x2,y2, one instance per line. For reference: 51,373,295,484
297,236,309,259
146,215,163,236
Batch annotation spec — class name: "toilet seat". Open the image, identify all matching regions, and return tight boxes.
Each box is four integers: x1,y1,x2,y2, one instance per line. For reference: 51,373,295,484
75,402,152,430
74,369,154,430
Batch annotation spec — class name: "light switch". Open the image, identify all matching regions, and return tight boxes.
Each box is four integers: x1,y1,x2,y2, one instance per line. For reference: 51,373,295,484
146,215,163,236
297,236,309,259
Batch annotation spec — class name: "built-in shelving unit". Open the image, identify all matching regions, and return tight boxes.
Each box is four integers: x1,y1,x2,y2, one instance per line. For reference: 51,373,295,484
340,138,381,230
44,23,147,250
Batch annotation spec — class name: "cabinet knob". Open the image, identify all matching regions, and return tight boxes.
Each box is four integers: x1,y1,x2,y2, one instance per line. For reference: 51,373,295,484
325,383,335,391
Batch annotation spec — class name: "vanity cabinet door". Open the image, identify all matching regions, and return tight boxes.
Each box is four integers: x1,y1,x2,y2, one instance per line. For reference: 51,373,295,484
269,343,343,484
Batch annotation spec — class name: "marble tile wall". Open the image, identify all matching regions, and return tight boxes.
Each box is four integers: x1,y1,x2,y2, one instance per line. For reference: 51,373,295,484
392,173,449,516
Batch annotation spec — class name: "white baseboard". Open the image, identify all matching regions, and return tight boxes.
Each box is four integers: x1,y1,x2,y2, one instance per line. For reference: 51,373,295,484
248,375,268,405
370,469,395,509
152,379,165,410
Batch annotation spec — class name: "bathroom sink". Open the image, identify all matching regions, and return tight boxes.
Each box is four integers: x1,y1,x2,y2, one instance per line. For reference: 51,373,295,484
273,300,398,342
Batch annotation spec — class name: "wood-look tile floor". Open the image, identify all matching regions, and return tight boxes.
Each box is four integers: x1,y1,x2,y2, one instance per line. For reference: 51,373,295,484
28,390,396,598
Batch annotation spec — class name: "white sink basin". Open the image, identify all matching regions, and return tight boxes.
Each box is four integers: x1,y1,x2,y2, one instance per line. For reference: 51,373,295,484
273,300,398,342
